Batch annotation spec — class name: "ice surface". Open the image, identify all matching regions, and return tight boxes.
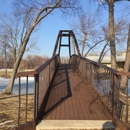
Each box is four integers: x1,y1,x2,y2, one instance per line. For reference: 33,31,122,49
0,77,34,94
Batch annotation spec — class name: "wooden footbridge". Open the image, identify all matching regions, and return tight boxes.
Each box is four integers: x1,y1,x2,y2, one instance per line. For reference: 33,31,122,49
15,30,130,130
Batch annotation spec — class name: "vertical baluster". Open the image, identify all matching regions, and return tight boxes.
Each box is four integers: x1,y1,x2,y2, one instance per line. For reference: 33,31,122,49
34,75,36,119
126,76,128,123
37,74,39,120
110,72,112,114
110,71,112,110
18,77,21,125
49,63,50,84
25,76,28,123
101,67,103,96
108,71,111,110
86,62,88,82
117,75,120,118
105,69,107,104
90,63,93,87
97,66,99,94
89,62,90,85
34,74,39,120
93,65,95,89
106,69,107,98
89,63,92,85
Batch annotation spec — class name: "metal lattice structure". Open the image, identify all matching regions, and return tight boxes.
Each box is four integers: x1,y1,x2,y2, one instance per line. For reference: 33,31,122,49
52,30,81,57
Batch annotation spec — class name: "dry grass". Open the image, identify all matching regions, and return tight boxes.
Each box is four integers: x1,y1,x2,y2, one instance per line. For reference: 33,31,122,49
0,94,34,130
0,70,12,78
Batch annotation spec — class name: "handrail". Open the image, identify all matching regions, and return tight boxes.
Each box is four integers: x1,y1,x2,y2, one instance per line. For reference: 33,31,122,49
70,54,130,129
71,54,130,76
15,54,60,129
16,54,59,77
16,71,37,77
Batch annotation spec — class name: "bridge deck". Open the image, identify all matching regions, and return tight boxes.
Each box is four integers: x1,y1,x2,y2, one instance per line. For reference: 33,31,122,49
39,64,111,120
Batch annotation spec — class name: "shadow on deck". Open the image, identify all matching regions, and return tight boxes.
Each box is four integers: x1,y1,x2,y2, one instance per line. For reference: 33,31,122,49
39,64,111,120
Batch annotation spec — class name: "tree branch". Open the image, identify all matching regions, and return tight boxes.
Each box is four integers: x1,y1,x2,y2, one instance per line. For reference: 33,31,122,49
84,39,105,57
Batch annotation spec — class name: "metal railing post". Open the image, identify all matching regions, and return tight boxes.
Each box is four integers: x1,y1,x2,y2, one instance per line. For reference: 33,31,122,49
34,74,39,121
49,62,50,84
90,64,93,87
25,76,28,123
18,77,21,125
125,76,129,123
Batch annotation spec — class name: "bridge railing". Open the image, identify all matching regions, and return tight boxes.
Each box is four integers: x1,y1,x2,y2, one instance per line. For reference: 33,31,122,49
15,54,60,129
70,54,130,127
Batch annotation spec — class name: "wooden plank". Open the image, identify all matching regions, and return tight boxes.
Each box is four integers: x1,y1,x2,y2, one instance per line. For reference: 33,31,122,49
40,64,111,120
68,68,79,120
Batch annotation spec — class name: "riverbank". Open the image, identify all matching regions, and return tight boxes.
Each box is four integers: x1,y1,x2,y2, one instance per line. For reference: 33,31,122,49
0,94,34,130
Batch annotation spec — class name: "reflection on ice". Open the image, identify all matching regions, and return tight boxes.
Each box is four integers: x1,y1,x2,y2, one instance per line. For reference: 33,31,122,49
93,79,130,96
93,79,111,95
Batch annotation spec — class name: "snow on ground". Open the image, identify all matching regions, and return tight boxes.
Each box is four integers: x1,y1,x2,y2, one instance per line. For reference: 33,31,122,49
0,69,13,71
0,77,34,95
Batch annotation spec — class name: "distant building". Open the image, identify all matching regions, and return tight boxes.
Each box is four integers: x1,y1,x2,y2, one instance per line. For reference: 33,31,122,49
121,52,126,56
86,55,126,70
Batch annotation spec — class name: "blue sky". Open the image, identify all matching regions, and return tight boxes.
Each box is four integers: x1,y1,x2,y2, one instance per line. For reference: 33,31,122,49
0,0,73,57
0,0,130,58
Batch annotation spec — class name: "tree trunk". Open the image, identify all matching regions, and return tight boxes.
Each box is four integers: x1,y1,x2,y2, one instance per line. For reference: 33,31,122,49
120,26,130,93
109,2,117,69
72,38,76,54
81,41,85,56
3,58,20,94
2,37,31,94
2,26,35,94
100,48,110,61
12,48,16,66
98,40,109,63
14,48,16,65
84,39,105,57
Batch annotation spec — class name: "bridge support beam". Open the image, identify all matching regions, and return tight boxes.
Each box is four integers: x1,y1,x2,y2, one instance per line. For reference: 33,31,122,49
52,30,81,57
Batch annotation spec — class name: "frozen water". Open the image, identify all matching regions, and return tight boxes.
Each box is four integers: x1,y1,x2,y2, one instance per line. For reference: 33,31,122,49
0,77,34,95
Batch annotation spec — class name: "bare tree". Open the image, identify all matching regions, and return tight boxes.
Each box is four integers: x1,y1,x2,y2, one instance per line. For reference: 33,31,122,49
0,35,12,77
87,51,100,56
93,0,130,69
24,54,48,69
70,13,104,56
0,14,38,66
19,55,49,71
71,37,76,54
2,0,82,94
120,25,130,93
98,18,128,63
